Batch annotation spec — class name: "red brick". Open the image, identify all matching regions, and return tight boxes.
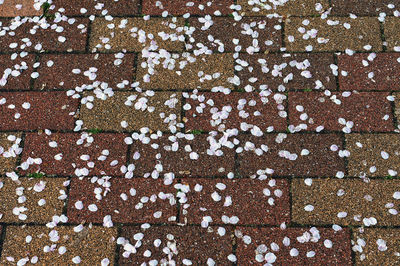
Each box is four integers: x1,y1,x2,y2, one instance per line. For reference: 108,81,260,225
131,134,235,177
179,178,290,225
0,18,88,52
35,53,135,90
331,0,400,15
338,53,400,91
237,53,336,91
0,91,79,130
67,178,177,224
188,17,281,52
288,91,394,132
237,134,345,177
119,225,233,265
0,54,34,90
51,0,140,15
185,92,287,132
0,0,41,17
142,0,233,15
21,133,127,176
236,227,351,265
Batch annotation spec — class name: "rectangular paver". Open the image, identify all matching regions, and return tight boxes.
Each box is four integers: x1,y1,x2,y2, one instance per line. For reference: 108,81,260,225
0,133,22,174
0,54,35,90
285,17,382,52
142,0,233,15
79,92,181,132
238,134,346,177
331,0,400,15
67,178,177,224
237,0,329,16
51,0,140,15
0,225,117,265
0,0,41,17
384,17,400,51
292,178,400,226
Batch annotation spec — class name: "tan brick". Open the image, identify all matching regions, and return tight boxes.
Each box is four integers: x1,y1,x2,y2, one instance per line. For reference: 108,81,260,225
79,92,181,131
0,0,41,17
353,228,400,265
237,0,329,16
395,92,400,121
0,178,67,223
0,133,22,174
89,17,185,52
384,17,400,51
285,17,382,52
346,134,400,177
1,225,117,265
137,53,234,90
292,178,400,226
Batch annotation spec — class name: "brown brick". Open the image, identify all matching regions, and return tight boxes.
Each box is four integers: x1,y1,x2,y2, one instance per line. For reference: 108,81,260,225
51,0,140,15
0,54,34,90
237,0,329,16
338,53,400,91
0,133,22,174
21,133,127,176
0,18,88,52
353,228,400,265
1,225,117,265
188,17,281,53
395,92,400,121
292,178,400,226
0,91,79,131
131,134,235,177
0,177,67,223
79,91,181,132
119,225,233,265
185,91,287,132
288,91,394,132
89,17,185,52
35,53,135,90
285,17,382,52
346,134,400,177
237,53,336,91
137,53,234,90
236,227,351,265
384,17,400,51
332,0,400,15
67,178,177,224
142,0,233,15
0,0,41,17
238,134,345,177
180,178,290,225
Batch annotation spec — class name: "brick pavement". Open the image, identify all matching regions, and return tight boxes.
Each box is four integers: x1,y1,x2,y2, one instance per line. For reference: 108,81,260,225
0,0,400,265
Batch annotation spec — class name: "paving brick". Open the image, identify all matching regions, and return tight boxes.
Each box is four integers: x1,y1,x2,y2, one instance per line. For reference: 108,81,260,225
237,0,329,16
292,178,400,226
0,177,67,223
285,17,382,52
0,0,41,17
51,0,140,16
0,54,34,90
67,178,177,224
236,226,351,265
395,92,400,121
0,133,22,174
384,17,400,51
35,53,135,90
137,53,234,90
346,134,400,177
21,133,127,176
142,0,233,15
288,91,394,132
119,225,233,265
188,17,281,53
353,228,400,265
79,91,181,132
338,53,400,91
0,91,79,131
0,18,89,52
179,178,290,225
237,53,336,91
0,225,117,265
237,134,345,177
331,0,400,15
184,91,287,132
89,17,185,52
130,134,235,177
